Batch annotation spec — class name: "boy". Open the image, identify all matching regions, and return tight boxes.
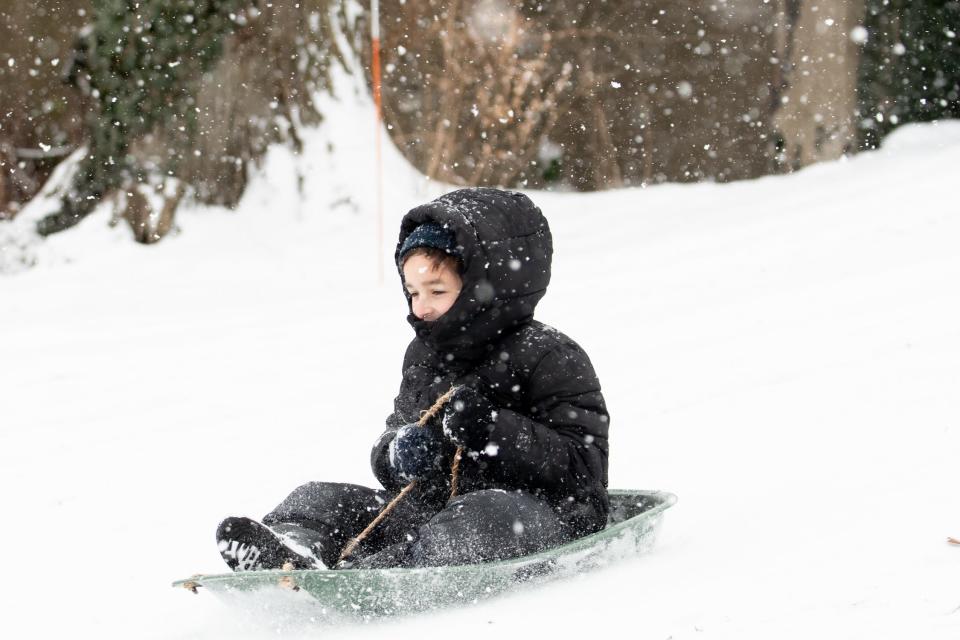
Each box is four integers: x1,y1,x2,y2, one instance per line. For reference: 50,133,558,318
217,188,609,571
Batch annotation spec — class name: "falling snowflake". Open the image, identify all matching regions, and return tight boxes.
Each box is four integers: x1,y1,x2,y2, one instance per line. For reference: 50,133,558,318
849,25,868,44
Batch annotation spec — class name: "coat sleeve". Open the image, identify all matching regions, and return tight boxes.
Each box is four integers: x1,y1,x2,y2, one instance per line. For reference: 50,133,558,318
370,411,404,492
370,340,455,493
469,342,609,515
370,344,417,493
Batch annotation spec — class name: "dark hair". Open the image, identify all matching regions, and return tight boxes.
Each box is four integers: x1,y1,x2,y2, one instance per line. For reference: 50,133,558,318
400,246,461,272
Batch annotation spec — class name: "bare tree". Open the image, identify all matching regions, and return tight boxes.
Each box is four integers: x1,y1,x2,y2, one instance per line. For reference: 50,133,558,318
360,0,785,189
0,0,91,218
771,0,866,168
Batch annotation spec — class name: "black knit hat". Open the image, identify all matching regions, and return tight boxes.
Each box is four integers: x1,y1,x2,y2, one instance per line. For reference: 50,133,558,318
397,222,458,264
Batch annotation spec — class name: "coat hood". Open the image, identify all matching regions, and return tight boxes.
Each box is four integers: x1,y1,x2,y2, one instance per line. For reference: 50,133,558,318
396,188,553,363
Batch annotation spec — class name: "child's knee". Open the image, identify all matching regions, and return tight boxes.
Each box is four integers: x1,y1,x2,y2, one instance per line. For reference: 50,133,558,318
408,489,565,566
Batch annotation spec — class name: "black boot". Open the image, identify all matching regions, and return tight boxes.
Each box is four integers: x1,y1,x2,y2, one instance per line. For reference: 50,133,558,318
216,516,327,571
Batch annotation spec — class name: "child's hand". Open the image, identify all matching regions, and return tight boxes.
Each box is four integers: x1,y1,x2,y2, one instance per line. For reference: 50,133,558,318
441,386,498,452
388,423,445,482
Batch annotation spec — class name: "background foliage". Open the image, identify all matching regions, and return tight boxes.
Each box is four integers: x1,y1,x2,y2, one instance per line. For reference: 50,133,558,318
1,1,959,240
858,0,960,148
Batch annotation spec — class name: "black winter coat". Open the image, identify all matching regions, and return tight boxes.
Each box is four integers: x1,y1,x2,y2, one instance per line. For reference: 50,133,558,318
371,188,610,536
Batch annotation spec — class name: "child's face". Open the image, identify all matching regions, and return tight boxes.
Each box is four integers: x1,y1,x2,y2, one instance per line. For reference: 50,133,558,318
402,254,463,322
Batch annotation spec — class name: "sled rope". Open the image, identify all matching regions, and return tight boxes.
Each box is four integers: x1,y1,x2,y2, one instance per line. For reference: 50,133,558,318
338,387,462,564
449,446,464,498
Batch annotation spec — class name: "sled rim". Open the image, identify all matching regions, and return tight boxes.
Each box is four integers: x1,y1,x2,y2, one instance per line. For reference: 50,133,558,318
173,489,677,590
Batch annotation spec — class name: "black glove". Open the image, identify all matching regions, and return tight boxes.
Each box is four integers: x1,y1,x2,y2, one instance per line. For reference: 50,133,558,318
388,423,445,482
441,386,498,453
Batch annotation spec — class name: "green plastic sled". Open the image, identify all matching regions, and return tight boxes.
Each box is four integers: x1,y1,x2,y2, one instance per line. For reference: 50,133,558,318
173,489,676,621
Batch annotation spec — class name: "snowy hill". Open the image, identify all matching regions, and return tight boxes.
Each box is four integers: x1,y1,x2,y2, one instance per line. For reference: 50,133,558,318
2,68,959,639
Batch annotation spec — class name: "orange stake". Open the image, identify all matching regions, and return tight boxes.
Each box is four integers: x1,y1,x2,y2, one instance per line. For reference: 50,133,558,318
371,0,385,285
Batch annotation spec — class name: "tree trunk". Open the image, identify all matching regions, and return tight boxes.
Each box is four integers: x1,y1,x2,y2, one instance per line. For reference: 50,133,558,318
772,0,866,169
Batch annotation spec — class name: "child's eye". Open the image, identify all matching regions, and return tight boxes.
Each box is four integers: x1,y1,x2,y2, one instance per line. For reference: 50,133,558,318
431,290,446,296
408,291,418,297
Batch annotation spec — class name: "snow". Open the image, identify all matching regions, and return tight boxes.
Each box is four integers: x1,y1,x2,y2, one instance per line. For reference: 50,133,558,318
2,66,960,638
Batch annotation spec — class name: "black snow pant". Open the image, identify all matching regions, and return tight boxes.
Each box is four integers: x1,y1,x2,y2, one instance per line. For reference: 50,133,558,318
262,482,571,569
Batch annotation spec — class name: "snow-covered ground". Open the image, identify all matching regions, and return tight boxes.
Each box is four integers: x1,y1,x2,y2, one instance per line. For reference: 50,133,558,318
2,69,959,639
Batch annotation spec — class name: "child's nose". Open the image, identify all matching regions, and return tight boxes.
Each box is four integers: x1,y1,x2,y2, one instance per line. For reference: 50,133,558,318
413,299,429,319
